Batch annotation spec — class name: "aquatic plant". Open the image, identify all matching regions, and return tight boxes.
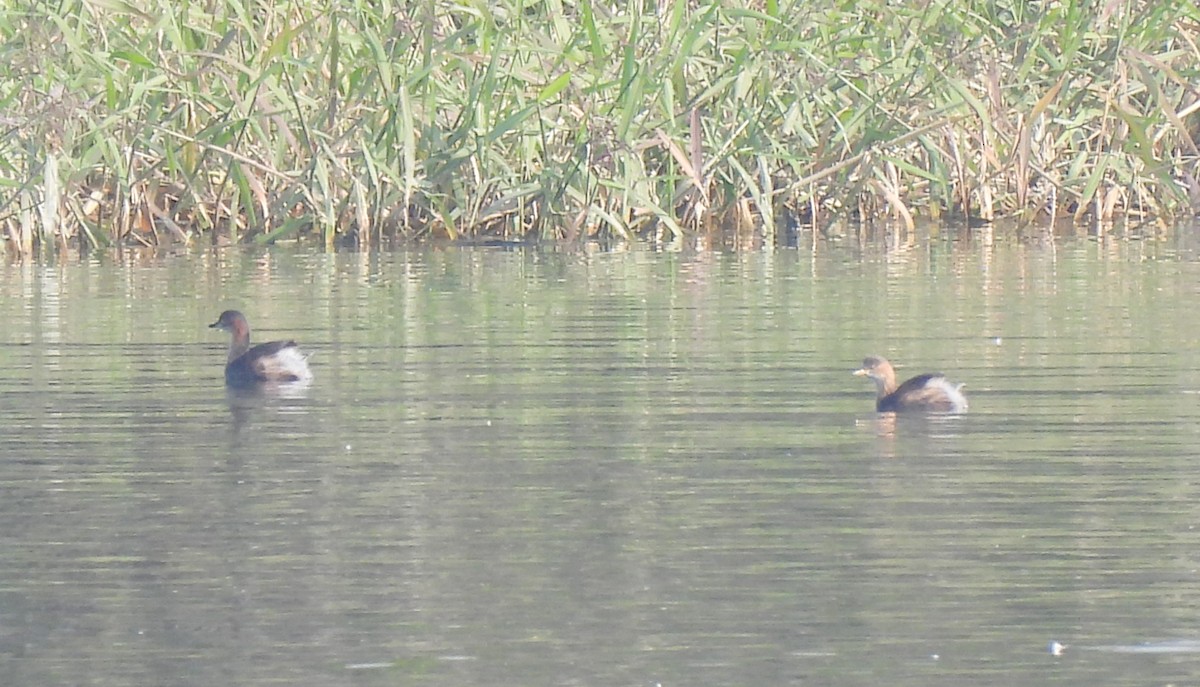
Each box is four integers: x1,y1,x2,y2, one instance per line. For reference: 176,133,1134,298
0,0,1196,252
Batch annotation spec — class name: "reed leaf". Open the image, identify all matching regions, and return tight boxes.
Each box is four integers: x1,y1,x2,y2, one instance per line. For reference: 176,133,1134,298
1,0,1198,252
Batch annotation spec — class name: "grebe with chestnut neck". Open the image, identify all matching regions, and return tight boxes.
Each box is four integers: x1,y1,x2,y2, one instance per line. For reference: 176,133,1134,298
209,310,312,387
853,355,967,413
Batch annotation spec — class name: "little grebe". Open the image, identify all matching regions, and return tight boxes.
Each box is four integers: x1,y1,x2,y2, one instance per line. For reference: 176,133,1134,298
853,355,967,413
209,310,312,387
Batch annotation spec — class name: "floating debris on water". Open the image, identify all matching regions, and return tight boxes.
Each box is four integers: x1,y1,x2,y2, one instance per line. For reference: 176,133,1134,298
1097,639,1200,654
345,662,394,670
1045,638,1200,656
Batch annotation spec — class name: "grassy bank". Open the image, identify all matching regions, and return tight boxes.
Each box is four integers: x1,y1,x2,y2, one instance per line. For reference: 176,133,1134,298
2,0,1198,252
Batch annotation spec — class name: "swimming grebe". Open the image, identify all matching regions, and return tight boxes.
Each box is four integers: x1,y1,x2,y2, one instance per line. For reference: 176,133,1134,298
853,355,967,413
209,310,312,387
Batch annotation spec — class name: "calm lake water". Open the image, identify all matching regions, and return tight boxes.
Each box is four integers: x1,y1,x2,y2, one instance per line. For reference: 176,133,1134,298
5,226,1200,686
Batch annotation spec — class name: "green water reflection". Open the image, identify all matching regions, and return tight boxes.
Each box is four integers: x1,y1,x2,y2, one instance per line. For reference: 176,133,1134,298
2,229,1200,686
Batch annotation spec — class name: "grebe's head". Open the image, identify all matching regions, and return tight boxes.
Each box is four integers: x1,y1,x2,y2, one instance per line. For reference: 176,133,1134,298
209,310,248,333
853,356,894,383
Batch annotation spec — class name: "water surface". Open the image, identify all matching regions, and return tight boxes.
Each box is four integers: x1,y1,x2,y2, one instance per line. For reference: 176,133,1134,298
4,229,1200,685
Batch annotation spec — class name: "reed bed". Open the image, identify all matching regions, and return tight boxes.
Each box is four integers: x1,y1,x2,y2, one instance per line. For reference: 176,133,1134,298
1,0,1197,253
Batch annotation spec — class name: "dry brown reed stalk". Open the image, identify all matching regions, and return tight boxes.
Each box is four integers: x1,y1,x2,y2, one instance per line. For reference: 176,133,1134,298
0,0,1197,254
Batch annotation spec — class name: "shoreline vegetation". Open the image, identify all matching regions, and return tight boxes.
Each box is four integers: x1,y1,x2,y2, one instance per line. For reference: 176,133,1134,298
2,0,1198,254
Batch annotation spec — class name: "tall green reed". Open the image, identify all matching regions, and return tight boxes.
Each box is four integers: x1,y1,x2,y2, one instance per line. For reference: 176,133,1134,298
0,0,1195,254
